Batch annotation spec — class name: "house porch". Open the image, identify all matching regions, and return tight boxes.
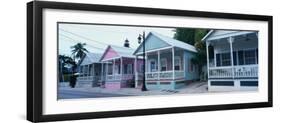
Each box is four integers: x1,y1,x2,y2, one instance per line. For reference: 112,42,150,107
135,47,187,90
103,57,136,89
206,32,259,91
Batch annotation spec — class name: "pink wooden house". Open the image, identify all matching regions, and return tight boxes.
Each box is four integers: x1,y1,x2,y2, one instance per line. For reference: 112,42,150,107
100,45,144,90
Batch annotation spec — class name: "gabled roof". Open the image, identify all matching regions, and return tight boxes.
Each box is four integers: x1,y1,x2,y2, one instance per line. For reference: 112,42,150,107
133,32,197,55
202,30,256,41
110,45,135,58
100,45,136,61
80,53,103,65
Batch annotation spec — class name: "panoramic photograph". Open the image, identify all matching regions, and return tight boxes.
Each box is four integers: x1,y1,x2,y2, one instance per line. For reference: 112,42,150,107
58,23,259,99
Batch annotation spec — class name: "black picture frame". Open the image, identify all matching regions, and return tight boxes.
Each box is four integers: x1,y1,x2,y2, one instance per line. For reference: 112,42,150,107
27,1,273,122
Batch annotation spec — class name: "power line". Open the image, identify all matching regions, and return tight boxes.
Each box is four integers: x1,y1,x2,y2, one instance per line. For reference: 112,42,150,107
59,33,106,52
59,28,139,54
59,28,109,46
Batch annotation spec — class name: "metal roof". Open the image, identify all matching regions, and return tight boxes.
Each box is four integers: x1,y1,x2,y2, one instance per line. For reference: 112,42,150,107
99,45,136,62
133,32,197,54
201,30,256,41
110,45,136,58
80,53,103,65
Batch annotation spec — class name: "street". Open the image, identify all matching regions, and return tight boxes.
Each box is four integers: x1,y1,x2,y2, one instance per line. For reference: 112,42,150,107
58,89,130,99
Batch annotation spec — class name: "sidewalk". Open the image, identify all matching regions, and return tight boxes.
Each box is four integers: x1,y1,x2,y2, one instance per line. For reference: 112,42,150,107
59,81,208,96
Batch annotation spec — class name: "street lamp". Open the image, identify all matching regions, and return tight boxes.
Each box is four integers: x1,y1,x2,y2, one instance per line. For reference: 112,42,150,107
138,31,148,91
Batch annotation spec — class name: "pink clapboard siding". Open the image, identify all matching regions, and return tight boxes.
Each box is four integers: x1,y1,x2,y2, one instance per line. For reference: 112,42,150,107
102,47,119,61
105,82,121,90
105,82,128,89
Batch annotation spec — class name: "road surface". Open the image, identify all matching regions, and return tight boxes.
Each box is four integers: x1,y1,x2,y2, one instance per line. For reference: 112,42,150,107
58,89,130,99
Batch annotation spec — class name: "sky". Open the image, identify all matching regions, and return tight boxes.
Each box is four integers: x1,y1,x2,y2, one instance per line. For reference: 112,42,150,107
58,23,176,56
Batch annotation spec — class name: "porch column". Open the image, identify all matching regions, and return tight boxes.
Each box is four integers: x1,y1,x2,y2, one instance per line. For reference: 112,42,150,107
183,53,186,78
92,64,95,80
134,56,138,88
206,42,210,78
229,37,234,78
157,50,160,80
172,47,175,80
93,64,95,76
92,64,95,86
214,50,217,67
120,57,123,79
113,59,116,79
105,62,108,81
145,53,148,79
101,63,104,81
87,64,91,78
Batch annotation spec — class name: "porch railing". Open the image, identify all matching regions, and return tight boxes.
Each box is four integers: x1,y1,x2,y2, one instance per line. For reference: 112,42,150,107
106,74,133,81
77,76,94,81
135,72,144,80
122,74,134,80
145,70,185,80
209,64,258,78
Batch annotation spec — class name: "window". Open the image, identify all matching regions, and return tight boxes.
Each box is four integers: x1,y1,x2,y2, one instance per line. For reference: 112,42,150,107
174,57,181,70
189,60,193,72
108,64,113,75
114,65,120,74
238,50,244,65
216,54,221,66
256,49,258,64
124,64,128,74
89,65,92,76
233,51,237,65
216,49,258,66
84,65,88,76
149,59,157,72
216,52,231,66
244,50,256,65
160,58,167,71
124,64,133,74
127,64,132,74
221,53,231,66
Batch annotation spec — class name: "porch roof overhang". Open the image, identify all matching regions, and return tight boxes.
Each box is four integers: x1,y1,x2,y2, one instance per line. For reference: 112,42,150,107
101,56,137,62
202,30,256,42
134,46,174,55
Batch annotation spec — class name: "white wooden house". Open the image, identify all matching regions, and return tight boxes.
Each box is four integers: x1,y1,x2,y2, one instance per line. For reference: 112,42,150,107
77,53,105,87
202,30,258,91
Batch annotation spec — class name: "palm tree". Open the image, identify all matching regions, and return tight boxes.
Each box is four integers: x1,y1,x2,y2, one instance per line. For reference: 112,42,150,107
71,43,88,63
62,55,77,88
59,55,75,82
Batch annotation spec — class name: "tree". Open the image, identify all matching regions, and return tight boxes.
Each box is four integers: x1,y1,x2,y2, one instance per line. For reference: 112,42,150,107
173,28,195,45
58,55,76,82
71,43,88,63
59,55,67,82
174,28,209,81
69,43,88,88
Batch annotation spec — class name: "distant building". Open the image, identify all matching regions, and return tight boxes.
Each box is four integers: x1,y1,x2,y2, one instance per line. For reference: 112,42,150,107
77,53,104,87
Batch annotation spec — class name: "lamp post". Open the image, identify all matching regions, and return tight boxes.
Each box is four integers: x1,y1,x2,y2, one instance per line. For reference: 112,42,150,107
138,31,148,91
